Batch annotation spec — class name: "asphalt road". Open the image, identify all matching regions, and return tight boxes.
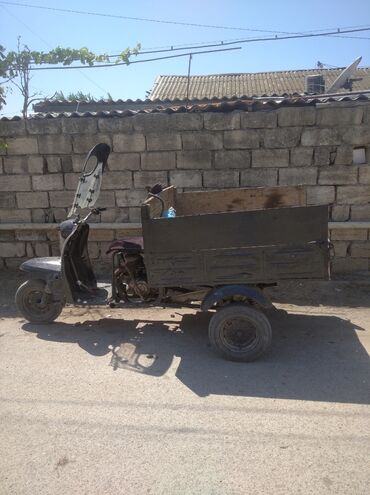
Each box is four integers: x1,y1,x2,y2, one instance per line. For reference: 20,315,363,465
0,274,369,494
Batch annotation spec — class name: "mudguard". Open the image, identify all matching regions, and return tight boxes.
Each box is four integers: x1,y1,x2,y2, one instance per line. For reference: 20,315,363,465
201,284,273,312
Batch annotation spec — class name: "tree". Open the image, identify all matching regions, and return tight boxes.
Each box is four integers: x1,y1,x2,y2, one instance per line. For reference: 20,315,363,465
0,38,140,118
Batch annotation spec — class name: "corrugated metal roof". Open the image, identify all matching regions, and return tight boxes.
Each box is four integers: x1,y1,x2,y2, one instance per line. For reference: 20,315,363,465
1,93,369,121
149,67,370,100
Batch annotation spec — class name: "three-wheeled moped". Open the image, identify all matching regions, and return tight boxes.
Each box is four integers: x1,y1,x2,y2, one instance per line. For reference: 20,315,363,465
16,143,331,361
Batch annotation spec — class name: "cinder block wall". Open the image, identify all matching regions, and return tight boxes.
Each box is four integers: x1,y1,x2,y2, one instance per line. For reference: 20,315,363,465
0,101,369,273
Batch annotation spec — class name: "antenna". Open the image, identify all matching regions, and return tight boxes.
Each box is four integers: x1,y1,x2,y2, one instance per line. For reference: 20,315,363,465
327,56,362,93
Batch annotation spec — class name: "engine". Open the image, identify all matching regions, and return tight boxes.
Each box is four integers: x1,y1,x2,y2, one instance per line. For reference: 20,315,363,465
114,252,158,302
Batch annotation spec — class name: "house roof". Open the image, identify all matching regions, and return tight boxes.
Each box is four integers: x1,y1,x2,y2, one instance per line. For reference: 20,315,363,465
148,67,370,100
2,93,369,121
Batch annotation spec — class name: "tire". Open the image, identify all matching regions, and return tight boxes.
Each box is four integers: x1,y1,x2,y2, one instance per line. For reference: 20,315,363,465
208,304,272,362
15,279,63,323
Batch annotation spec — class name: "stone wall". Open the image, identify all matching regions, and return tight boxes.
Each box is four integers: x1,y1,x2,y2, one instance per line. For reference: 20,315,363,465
0,100,369,274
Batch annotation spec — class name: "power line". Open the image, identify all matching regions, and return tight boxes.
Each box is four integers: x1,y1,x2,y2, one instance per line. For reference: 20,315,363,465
28,46,242,71
1,0,370,37
25,26,370,71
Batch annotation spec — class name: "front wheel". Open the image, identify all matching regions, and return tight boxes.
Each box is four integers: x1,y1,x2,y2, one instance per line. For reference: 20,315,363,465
15,279,63,323
208,304,272,362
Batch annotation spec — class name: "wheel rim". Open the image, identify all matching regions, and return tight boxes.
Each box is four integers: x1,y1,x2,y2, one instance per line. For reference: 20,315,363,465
26,289,53,316
220,316,257,353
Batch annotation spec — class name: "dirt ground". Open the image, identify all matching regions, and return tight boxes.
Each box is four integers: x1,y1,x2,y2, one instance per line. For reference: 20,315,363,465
0,270,369,494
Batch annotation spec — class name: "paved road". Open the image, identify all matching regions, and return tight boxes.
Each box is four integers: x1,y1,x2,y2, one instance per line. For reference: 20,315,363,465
0,276,369,494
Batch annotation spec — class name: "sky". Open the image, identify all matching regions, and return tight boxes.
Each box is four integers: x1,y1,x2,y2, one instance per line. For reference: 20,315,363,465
1,0,370,117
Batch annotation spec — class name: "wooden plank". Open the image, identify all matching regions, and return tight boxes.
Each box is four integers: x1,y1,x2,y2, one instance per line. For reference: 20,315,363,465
141,186,176,219
145,243,329,287
175,186,306,216
142,205,328,254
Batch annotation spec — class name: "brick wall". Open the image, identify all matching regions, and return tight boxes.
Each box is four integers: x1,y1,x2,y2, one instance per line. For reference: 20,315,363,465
0,100,369,274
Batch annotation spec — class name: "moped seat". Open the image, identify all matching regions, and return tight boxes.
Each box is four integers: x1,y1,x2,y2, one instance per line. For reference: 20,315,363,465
20,257,61,275
106,237,144,255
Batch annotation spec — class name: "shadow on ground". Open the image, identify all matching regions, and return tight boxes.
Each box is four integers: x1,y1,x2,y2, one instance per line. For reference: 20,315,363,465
22,310,370,404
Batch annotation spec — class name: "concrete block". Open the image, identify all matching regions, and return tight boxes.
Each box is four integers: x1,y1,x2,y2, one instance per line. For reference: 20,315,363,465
182,131,223,150
28,156,44,174
331,241,349,258
335,146,353,166
278,107,315,127
264,127,301,148
252,149,289,168
177,151,212,169
204,112,240,130
0,175,31,191
0,209,31,222
88,242,100,259
99,208,129,223
203,170,239,188
314,147,332,166
64,173,79,190
301,128,341,146
61,156,73,173
0,192,16,208
108,153,140,171
240,169,278,187
72,134,111,154
146,134,182,151
38,135,72,154
224,130,259,149
17,192,49,208
133,171,168,189
359,167,370,184
51,208,68,223
290,147,313,167
331,257,369,274
337,186,370,205
34,243,50,257
279,167,317,188
141,152,176,170
101,171,132,190
98,117,133,133
49,191,75,207
133,113,171,133
331,205,350,221
41,155,61,173
0,120,26,137
7,137,38,155
169,171,202,188
4,257,29,269
214,150,251,169
71,155,86,172
93,191,116,208
15,231,47,241
31,209,48,223
316,107,363,126
128,207,142,223
3,156,28,174
89,229,115,241
306,186,335,205
0,242,26,257
169,113,203,131
350,241,370,258
116,189,148,207
32,174,64,191
342,126,370,146
241,111,277,129
113,133,146,152
351,205,370,221
0,230,15,241
27,118,61,134
318,166,358,185
330,228,367,240
61,117,97,134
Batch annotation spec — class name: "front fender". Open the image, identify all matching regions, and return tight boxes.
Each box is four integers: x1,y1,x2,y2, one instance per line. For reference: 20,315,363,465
201,285,272,312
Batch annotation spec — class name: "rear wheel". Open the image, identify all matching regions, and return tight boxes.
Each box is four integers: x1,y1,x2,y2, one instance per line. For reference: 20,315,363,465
15,279,63,323
208,304,272,362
